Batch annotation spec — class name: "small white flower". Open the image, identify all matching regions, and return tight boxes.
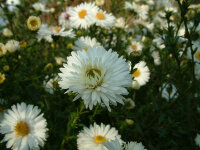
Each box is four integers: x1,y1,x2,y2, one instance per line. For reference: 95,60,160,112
126,40,143,56
195,133,200,147
5,40,20,53
59,7,73,28
32,2,46,12
77,123,123,150
152,51,161,65
115,17,128,28
126,141,147,150
160,83,178,101
2,28,13,37
0,102,48,150
44,76,59,94
132,61,150,86
73,36,101,51
6,0,20,12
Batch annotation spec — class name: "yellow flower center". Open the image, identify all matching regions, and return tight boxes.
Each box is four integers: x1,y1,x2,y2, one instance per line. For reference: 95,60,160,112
78,9,87,19
15,121,30,136
20,41,26,48
132,69,140,77
84,46,88,51
30,19,38,27
96,12,105,20
94,135,107,144
86,68,101,78
131,44,137,51
195,51,200,60
50,26,61,33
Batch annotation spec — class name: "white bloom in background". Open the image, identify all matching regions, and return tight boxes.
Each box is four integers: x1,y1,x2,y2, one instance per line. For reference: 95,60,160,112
58,47,132,111
55,57,66,65
32,2,46,12
77,123,122,150
195,133,200,147
6,0,20,12
96,0,105,6
37,24,53,43
0,43,7,57
69,2,98,29
0,102,48,150
126,41,143,56
132,80,140,90
132,61,150,86
59,7,73,28
44,76,59,94
152,51,161,65
153,37,165,49
126,141,147,150
73,36,101,51
103,138,122,150
5,40,20,53
2,28,13,37
115,17,128,28
160,83,178,101
49,26,75,37
125,119,134,125
94,10,116,28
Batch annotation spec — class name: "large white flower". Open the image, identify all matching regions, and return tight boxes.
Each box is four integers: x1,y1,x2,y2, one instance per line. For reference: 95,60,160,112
126,141,147,150
132,61,150,86
73,36,101,51
69,2,98,29
77,123,122,150
58,46,132,111
0,102,48,150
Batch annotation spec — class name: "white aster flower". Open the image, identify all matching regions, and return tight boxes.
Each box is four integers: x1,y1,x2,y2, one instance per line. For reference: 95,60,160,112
115,17,128,29
37,24,53,43
132,61,150,86
44,76,59,94
73,36,101,51
126,41,143,56
0,43,7,57
5,40,20,53
59,7,73,28
49,26,75,37
160,83,178,101
6,0,20,12
58,46,132,111
94,10,116,28
2,28,13,37
0,102,48,150
195,133,200,147
152,51,161,65
77,123,122,150
32,2,46,12
126,141,147,150
103,138,122,150
69,2,98,29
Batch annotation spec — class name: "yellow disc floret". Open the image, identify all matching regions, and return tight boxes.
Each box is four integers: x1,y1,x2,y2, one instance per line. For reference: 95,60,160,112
15,121,30,136
27,16,41,31
132,69,140,77
96,12,105,20
78,10,87,19
94,135,107,144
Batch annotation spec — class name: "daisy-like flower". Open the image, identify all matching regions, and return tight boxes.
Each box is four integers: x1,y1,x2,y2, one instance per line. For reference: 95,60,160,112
49,26,75,37
58,46,132,111
160,83,178,101
77,123,122,150
27,16,41,31
115,17,128,29
2,28,13,37
152,51,161,66
32,2,46,12
6,0,20,12
126,41,143,56
5,40,20,53
103,138,122,150
195,133,200,147
73,36,101,51
43,76,59,94
94,10,116,28
37,24,53,43
0,73,5,84
0,43,7,57
0,103,48,150
69,2,98,29
132,61,150,86
126,141,147,150
59,7,73,28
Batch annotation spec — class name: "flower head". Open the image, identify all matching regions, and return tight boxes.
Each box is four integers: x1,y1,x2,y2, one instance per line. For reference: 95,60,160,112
0,43,7,57
58,46,132,111
0,103,48,150
77,123,122,150
27,16,41,31
5,40,20,53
